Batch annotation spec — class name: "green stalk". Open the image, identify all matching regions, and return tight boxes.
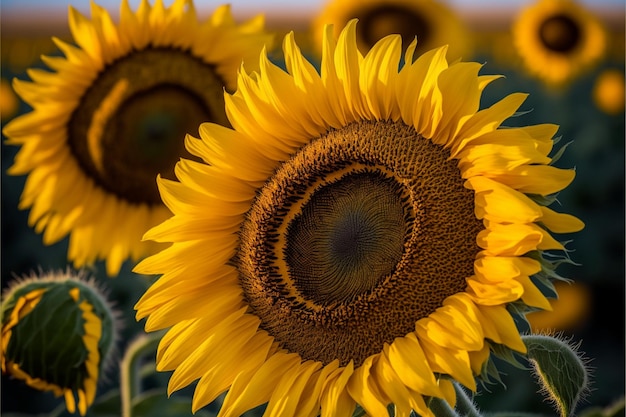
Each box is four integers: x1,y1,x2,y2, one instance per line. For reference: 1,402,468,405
120,333,162,417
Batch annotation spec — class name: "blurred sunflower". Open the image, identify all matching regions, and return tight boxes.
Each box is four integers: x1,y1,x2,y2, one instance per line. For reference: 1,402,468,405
135,20,583,416
512,0,607,87
1,36,60,74
2,0,273,276
0,78,19,122
312,0,472,61
527,281,592,333
592,68,625,115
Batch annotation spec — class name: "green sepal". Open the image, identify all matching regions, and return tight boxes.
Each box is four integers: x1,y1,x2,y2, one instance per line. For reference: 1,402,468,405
522,334,589,417
548,139,572,166
351,404,367,417
490,342,528,371
527,193,560,207
474,343,510,388
526,249,580,305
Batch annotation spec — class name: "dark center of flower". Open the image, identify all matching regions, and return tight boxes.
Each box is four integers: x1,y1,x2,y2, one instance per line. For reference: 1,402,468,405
539,14,581,53
358,5,430,50
286,171,409,305
68,48,229,205
237,120,483,367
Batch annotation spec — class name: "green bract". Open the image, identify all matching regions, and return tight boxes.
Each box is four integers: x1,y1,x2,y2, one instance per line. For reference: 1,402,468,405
1,270,116,416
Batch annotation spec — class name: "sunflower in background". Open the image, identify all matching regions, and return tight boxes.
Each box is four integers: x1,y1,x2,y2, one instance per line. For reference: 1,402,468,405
526,281,592,333
1,36,59,75
135,20,583,416
512,0,607,88
0,78,19,122
592,68,625,115
311,0,473,61
2,0,273,276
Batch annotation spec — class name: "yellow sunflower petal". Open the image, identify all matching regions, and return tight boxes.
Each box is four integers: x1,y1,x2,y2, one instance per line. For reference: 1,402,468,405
374,350,433,417
475,255,542,282
219,352,303,417
418,336,476,391
320,363,356,417
540,205,585,233
453,93,529,150
264,361,322,417
296,361,340,417
477,222,564,256
517,275,553,310
467,277,525,305
476,304,527,353
359,35,402,119
346,355,389,417
466,176,543,224
386,333,442,398
192,332,274,413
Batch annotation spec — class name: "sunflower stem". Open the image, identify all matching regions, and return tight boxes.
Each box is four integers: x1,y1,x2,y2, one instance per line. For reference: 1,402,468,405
453,382,483,417
429,396,461,417
120,333,161,417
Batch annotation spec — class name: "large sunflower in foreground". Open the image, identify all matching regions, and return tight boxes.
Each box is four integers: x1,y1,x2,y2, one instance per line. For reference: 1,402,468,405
312,0,473,61
512,0,607,87
2,0,273,276
135,20,584,416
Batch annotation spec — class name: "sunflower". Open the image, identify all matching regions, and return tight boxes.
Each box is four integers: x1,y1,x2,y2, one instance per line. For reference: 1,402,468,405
134,20,584,416
512,0,607,87
2,0,273,276
312,0,472,61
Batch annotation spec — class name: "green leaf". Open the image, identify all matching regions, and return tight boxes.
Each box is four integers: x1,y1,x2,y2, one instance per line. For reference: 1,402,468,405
522,334,589,417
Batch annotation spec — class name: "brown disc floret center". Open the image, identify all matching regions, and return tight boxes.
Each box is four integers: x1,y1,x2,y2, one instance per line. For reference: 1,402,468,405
236,120,483,367
539,13,581,53
358,5,431,50
68,48,229,205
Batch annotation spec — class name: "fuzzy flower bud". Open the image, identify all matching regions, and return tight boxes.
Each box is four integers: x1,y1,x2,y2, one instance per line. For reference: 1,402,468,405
1,269,117,415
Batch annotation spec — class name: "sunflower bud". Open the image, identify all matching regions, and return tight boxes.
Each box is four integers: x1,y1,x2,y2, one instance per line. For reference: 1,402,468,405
1,270,117,416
